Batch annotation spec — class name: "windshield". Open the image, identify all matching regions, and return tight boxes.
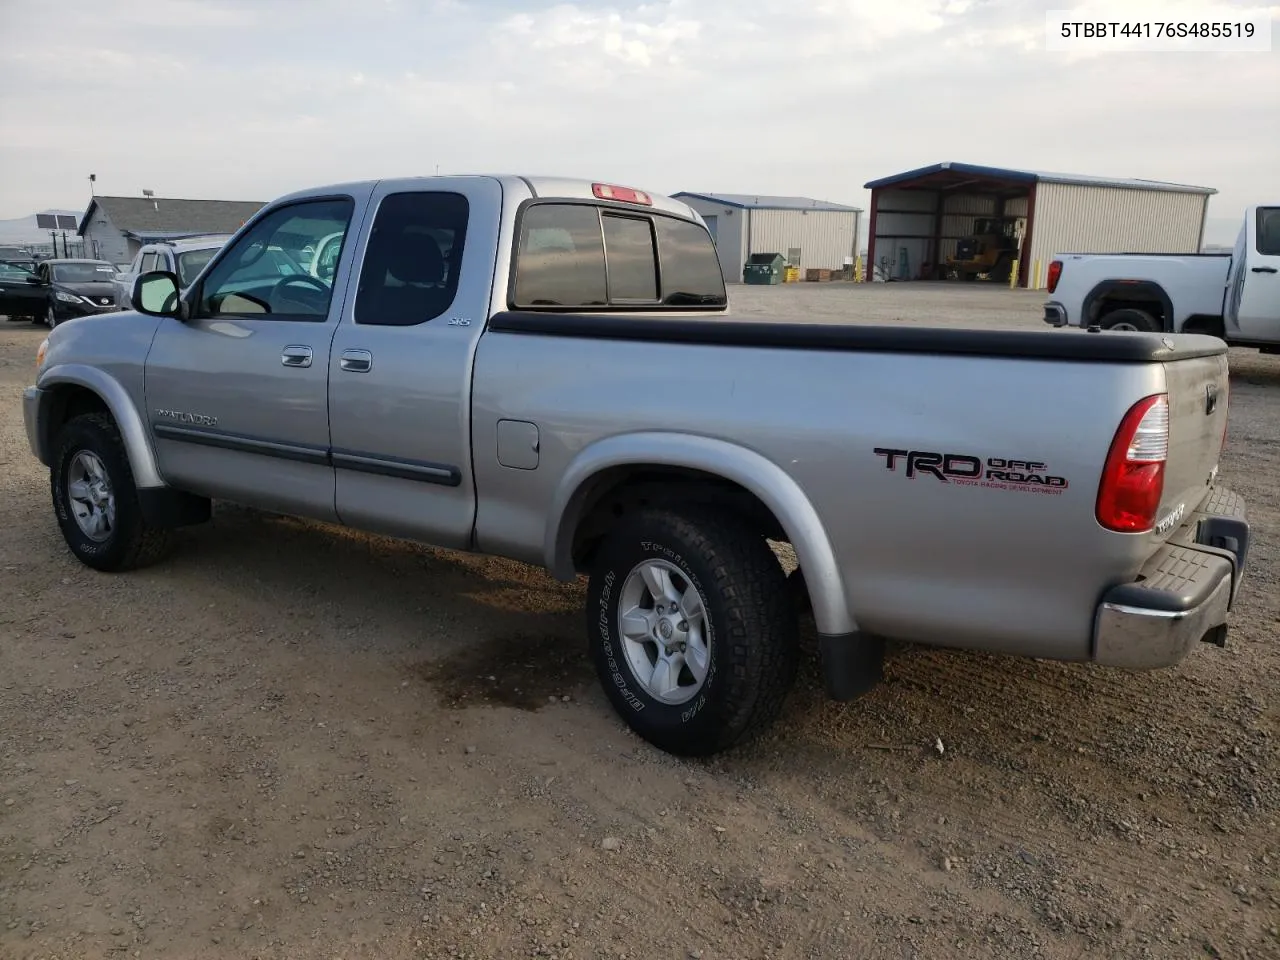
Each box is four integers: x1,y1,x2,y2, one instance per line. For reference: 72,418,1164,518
177,248,219,286
52,262,116,283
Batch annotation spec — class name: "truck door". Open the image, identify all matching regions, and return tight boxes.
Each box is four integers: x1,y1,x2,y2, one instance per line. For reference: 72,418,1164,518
1228,205,1280,342
143,188,372,520
326,177,503,548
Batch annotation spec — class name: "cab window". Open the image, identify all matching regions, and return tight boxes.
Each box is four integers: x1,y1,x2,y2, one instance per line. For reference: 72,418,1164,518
0,261,34,280
195,198,353,320
511,202,726,309
354,191,469,326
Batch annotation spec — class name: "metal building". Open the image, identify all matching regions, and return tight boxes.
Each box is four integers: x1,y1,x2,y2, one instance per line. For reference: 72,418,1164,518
672,192,862,284
862,163,1216,288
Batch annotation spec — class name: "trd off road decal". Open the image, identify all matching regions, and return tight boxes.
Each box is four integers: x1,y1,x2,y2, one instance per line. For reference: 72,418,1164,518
873,448,1069,495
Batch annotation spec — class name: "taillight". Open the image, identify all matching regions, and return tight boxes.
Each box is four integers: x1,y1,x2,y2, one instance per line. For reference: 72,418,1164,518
1046,260,1063,293
1096,393,1169,533
592,183,653,206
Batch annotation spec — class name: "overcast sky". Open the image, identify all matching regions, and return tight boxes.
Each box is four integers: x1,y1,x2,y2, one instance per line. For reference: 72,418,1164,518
0,0,1275,242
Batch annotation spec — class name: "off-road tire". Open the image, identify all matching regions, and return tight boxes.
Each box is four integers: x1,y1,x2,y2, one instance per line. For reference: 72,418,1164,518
50,413,173,572
586,505,799,757
1098,307,1160,333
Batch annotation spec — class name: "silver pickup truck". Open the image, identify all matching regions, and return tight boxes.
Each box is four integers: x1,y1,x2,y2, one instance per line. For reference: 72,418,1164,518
22,175,1251,757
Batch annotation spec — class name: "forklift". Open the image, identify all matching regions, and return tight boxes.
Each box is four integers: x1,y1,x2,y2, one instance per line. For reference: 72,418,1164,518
944,216,1025,282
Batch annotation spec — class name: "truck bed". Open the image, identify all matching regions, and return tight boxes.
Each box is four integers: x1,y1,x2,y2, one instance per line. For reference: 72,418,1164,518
472,312,1231,662
1047,253,1233,328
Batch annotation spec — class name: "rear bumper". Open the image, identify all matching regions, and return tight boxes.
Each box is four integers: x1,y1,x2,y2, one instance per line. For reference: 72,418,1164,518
1092,486,1249,669
1043,301,1068,326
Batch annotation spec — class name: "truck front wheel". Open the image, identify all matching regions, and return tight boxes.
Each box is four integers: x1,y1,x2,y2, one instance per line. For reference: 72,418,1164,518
585,506,799,757
50,413,173,572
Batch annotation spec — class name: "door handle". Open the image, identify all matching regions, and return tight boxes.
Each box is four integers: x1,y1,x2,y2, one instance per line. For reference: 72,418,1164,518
281,345,313,367
1251,266,1278,274
339,348,372,373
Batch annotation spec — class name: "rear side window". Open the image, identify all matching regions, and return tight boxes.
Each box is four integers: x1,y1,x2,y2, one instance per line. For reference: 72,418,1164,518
1257,207,1280,256
355,191,469,326
654,216,727,305
513,204,607,307
511,202,726,309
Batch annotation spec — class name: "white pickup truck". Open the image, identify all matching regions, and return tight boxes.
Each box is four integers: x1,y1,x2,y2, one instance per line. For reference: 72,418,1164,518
1043,203,1280,352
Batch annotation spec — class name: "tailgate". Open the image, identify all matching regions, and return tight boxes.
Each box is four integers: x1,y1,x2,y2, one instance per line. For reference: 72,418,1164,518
1158,353,1230,538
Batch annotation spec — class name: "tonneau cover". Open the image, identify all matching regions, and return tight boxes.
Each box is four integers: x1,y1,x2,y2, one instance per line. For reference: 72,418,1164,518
486,312,1228,364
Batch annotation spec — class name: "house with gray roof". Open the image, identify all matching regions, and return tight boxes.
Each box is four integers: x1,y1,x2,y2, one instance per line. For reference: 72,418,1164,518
672,192,863,283
77,195,266,265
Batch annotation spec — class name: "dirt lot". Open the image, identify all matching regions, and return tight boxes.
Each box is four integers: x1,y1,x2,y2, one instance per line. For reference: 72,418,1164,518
1,283,1277,960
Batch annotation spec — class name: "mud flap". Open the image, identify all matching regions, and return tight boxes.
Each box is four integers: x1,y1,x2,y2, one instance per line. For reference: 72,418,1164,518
818,633,886,701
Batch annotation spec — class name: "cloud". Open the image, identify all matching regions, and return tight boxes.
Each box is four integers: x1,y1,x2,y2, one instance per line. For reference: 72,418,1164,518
0,0,1275,226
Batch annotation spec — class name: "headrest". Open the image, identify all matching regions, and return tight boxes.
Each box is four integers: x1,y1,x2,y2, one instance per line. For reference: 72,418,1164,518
384,230,444,284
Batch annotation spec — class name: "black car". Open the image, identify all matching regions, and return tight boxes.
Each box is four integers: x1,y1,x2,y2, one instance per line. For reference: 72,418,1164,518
28,258,122,327
0,258,44,322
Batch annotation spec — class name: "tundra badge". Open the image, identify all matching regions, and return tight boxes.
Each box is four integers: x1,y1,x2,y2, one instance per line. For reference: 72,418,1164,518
155,409,218,427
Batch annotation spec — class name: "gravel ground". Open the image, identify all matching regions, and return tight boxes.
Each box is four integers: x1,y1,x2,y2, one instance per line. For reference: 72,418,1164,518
1,283,1277,960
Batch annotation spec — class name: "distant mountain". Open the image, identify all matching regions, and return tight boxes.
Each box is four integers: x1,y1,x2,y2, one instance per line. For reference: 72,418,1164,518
0,209,82,245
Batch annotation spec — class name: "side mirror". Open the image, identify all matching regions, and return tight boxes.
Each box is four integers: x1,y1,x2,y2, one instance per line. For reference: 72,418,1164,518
132,271,182,318
24,274,42,285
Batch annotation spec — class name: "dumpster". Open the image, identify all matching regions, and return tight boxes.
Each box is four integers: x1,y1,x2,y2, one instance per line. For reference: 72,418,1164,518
743,252,786,285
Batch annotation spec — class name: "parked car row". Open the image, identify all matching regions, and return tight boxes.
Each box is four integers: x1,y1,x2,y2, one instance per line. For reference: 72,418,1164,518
0,235,241,327
0,257,120,327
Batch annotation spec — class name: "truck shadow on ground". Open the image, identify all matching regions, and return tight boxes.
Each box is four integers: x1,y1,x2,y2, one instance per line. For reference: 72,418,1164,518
163,501,599,713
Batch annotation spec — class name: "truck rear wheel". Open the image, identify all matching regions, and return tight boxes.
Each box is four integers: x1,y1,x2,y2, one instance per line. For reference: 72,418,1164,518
585,506,799,757
50,413,173,572
1099,307,1160,332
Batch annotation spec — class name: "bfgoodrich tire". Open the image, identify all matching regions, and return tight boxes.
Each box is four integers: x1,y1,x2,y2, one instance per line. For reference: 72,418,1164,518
50,413,173,572
586,506,799,757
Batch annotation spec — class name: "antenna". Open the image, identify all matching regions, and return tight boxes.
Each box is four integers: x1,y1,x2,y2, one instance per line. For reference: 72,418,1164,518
88,173,96,197
142,188,157,211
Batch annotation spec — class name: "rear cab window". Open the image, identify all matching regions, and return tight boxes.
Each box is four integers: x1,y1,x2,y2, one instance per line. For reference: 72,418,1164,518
511,202,726,310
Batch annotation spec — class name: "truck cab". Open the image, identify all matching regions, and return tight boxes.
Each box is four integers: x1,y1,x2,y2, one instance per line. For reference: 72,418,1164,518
1224,205,1280,344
